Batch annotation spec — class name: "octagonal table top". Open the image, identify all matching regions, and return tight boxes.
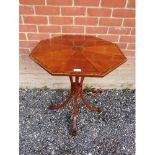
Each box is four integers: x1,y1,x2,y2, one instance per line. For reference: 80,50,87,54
29,35,127,77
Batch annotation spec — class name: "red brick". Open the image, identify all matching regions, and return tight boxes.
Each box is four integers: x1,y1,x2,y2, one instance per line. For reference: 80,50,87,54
131,28,135,35
23,16,48,24
101,0,126,7
97,35,119,42
49,17,73,24
108,27,131,35
61,7,85,16
50,34,61,38
86,27,107,34
20,6,34,14
19,16,22,24
74,0,100,6
117,43,127,49
20,0,45,5
113,9,135,18
87,8,111,17
19,25,37,32
20,41,38,48
19,48,30,55
28,33,50,40
75,17,98,25
62,26,84,33
127,44,135,50
35,6,60,15
19,33,26,40
120,36,135,43
123,19,135,27
38,26,61,33
47,0,72,5
99,18,122,26
128,0,135,8
123,50,135,57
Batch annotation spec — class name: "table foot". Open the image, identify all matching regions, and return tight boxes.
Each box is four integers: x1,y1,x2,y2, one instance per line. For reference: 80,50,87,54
48,91,73,110
80,92,102,113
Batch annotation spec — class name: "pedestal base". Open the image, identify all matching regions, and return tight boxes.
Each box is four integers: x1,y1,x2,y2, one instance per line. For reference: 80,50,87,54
48,76,102,136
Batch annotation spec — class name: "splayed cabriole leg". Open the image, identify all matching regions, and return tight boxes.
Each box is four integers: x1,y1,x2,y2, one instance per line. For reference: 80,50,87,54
48,91,73,110
80,91,102,113
71,76,80,136
48,76,102,136
72,89,78,136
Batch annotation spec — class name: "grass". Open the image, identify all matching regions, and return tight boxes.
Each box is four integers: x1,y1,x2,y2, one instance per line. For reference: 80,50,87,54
31,86,130,93
84,85,93,92
32,87,40,91
41,86,49,91
122,88,129,93
112,88,117,93
32,86,49,91
112,88,130,93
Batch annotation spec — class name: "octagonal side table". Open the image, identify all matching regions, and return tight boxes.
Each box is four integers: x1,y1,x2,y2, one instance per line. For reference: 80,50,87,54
29,35,127,136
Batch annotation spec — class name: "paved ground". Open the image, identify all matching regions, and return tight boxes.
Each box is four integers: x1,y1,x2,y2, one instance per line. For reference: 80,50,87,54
19,89,135,155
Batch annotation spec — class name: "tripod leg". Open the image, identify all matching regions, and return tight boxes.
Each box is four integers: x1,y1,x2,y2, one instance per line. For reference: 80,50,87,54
80,91,102,113
72,91,79,136
48,91,73,110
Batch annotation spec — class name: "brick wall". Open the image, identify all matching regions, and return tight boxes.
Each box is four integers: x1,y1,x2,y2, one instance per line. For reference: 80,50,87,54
19,0,135,89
